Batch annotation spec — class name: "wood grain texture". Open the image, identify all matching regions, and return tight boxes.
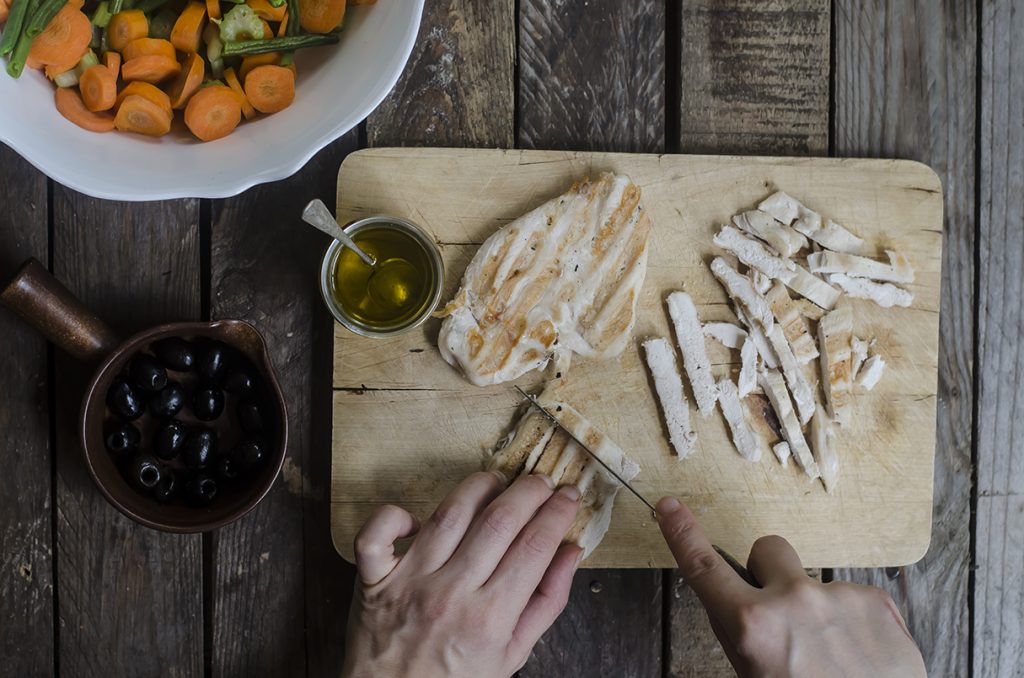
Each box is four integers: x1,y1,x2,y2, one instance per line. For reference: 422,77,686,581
976,0,1024,674
832,1,976,675
209,133,360,678
518,0,665,152
51,191,203,677
679,0,830,155
0,147,54,677
366,0,514,148
331,149,942,569
673,3,828,670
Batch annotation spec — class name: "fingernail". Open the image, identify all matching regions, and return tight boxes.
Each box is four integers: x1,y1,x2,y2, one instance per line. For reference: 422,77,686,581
558,484,581,502
534,473,555,489
656,496,681,516
575,549,585,567
489,469,509,484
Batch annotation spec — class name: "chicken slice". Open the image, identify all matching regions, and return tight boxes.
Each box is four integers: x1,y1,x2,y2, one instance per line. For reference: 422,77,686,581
667,292,719,417
857,355,886,390
717,378,764,462
807,250,914,284
642,338,697,459
826,273,913,308
851,336,870,380
766,324,817,425
732,210,808,258
710,257,774,331
735,305,779,369
818,305,854,423
782,263,842,310
738,338,758,397
809,409,840,493
759,370,819,479
713,226,796,280
758,192,865,254
772,441,792,468
765,283,819,364
703,322,747,350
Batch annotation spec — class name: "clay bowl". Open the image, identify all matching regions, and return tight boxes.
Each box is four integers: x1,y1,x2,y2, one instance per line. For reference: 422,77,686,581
1,258,288,532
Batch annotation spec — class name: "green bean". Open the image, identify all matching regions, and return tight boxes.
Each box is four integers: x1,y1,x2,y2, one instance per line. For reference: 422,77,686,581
26,0,65,39
286,0,299,36
0,0,36,57
221,32,338,57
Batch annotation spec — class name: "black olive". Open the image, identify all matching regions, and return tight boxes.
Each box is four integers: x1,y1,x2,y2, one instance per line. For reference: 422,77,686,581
195,340,229,385
149,381,186,419
237,399,265,435
153,420,188,460
129,354,168,394
193,387,225,421
127,453,161,491
222,369,255,394
152,337,196,372
104,422,141,455
107,379,144,421
185,475,218,506
216,454,240,481
235,440,265,470
153,470,178,503
184,429,218,469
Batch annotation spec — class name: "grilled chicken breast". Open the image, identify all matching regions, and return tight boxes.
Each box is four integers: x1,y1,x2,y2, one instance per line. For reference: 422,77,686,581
437,173,651,386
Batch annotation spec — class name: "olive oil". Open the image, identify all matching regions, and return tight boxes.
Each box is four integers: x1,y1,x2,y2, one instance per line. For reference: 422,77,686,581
331,225,436,329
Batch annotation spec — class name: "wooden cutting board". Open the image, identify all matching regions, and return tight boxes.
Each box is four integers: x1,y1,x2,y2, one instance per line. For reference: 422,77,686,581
330,148,942,568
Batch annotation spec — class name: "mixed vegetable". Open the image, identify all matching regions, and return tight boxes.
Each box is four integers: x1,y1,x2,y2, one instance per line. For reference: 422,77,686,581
0,0,373,141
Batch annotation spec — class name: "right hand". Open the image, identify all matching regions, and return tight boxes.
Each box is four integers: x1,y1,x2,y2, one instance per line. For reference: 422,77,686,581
655,496,926,678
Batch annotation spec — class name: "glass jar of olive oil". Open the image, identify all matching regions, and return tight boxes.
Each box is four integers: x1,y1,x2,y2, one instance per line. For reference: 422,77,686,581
320,216,445,337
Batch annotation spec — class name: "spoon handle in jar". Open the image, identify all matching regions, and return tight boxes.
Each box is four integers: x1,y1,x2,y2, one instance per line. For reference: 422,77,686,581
301,199,377,267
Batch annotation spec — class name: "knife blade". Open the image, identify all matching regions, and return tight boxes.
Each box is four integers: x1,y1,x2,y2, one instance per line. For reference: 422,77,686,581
513,385,759,587
514,385,657,512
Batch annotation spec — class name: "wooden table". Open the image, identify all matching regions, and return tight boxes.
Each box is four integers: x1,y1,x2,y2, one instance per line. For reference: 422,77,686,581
0,1,1018,676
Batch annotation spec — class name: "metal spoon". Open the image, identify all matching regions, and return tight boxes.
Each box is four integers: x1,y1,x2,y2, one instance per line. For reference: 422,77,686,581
302,199,377,267
301,200,415,310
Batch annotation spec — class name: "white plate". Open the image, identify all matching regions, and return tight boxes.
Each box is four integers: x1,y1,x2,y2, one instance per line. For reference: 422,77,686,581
0,1,423,201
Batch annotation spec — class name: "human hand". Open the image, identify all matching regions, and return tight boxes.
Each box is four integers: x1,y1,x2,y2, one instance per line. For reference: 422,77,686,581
655,497,926,678
342,472,583,678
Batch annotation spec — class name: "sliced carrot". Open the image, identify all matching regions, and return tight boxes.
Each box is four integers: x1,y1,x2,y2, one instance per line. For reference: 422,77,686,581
261,19,273,38
107,10,148,52
277,12,288,37
0,0,9,24
104,51,121,77
299,0,345,33
68,0,85,9
114,94,173,136
122,37,176,62
55,88,115,132
28,6,92,66
25,54,43,70
44,53,85,79
170,2,206,54
79,64,118,112
205,0,221,21
122,55,181,83
243,63,294,114
223,67,255,120
115,81,172,118
166,51,205,110
238,52,279,81
184,85,242,141
248,0,287,22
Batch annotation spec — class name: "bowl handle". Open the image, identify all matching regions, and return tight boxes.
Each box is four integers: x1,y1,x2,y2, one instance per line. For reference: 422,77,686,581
1,258,119,363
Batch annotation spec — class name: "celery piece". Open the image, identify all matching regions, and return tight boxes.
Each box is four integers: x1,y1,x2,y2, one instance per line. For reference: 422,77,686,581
218,5,264,42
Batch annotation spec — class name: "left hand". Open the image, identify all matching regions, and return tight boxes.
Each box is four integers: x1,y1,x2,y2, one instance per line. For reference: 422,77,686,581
342,471,584,678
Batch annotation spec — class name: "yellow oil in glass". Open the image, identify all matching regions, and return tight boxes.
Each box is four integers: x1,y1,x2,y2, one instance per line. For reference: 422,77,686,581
331,226,435,329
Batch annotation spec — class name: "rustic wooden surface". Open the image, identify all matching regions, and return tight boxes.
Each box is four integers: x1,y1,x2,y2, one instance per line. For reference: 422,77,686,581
0,146,54,676
0,0,1020,674
831,1,976,676
330,148,943,568
517,4,664,673
976,0,1024,674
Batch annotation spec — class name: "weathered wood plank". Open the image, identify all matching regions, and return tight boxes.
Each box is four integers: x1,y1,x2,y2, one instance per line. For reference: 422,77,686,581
210,133,360,678
518,0,665,152
671,3,830,674
976,1,1024,674
679,0,830,155
0,150,54,676
366,0,515,148
51,192,204,677
832,1,975,675
516,1,663,675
